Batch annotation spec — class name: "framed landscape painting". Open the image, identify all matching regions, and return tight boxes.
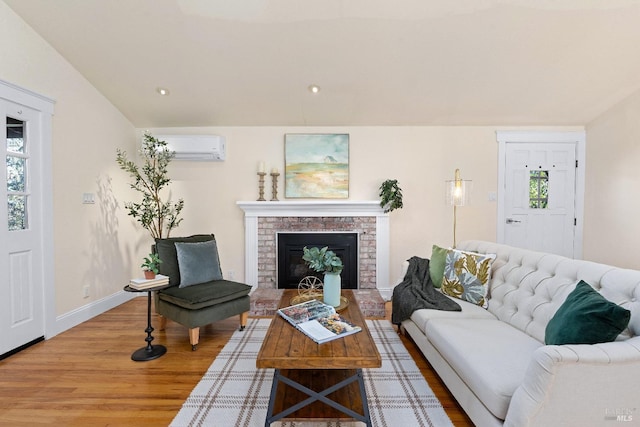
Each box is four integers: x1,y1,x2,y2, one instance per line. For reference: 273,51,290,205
285,134,349,199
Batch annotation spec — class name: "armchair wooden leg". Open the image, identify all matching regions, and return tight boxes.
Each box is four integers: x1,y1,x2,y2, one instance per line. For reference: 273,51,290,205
158,315,167,331
189,327,200,351
239,311,249,331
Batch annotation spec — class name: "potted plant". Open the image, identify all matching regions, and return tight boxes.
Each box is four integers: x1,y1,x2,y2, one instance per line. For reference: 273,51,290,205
116,132,185,240
141,253,162,279
379,179,403,213
302,246,343,307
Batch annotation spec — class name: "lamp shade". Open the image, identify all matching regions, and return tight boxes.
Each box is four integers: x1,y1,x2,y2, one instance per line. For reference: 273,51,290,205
445,169,471,206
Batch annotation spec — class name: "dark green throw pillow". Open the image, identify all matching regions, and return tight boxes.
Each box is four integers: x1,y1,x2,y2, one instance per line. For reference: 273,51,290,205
545,281,631,345
429,244,448,288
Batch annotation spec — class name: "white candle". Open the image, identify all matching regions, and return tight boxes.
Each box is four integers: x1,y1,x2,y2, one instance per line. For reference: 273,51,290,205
271,167,279,174
258,161,265,173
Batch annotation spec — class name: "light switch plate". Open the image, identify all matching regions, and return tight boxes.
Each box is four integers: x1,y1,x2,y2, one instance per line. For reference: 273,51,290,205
82,193,95,204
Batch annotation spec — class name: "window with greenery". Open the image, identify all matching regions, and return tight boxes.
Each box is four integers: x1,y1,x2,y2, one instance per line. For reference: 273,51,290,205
6,117,27,231
529,170,548,209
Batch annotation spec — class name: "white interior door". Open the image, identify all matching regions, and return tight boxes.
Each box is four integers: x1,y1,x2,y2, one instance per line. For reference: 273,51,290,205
503,142,577,257
0,100,45,356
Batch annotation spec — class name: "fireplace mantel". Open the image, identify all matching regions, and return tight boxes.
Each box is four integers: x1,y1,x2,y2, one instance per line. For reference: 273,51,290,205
237,200,385,217
237,200,391,298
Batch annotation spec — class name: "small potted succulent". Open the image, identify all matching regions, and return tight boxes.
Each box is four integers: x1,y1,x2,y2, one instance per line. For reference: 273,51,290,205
141,253,162,279
302,246,343,307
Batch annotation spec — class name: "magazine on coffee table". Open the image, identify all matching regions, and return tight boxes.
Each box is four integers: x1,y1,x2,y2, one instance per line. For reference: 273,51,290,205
277,299,362,344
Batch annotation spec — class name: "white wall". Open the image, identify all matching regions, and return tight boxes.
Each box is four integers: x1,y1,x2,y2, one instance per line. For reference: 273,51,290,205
585,88,640,269
0,3,142,323
142,126,577,287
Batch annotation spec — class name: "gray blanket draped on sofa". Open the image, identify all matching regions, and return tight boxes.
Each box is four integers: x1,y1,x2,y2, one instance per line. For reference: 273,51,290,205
391,256,461,325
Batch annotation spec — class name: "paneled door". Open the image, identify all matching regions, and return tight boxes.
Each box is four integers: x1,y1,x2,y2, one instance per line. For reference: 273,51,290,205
497,131,585,259
503,142,577,257
0,99,45,356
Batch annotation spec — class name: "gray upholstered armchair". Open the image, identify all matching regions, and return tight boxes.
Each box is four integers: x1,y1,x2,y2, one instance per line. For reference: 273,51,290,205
153,234,251,350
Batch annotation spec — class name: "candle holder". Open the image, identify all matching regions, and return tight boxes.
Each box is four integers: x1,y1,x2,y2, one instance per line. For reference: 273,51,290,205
257,172,267,201
270,172,280,201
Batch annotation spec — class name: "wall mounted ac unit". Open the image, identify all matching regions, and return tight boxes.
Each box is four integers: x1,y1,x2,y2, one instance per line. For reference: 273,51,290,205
155,135,226,161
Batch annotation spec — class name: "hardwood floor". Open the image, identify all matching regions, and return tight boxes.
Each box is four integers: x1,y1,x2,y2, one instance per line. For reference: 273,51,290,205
0,298,473,426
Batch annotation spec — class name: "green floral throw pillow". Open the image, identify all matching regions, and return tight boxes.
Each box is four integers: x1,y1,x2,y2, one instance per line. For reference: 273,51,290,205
442,249,496,308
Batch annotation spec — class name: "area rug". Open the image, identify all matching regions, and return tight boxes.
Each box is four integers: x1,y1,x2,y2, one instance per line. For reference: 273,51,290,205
170,319,453,427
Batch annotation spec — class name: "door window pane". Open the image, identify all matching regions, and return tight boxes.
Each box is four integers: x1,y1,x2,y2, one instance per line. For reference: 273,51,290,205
7,117,24,153
7,156,25,192
8,195,27,231
6,117,27,231
529,170,548,209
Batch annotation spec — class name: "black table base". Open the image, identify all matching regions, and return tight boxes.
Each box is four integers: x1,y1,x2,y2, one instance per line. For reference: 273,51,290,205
125,285,167,362
131,343,166,361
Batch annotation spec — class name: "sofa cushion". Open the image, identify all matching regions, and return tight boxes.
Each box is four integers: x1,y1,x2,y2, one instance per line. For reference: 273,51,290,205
426,318,543,420
175,240,223,287
442,248,496,308
545,280,631,345
409,295,496,335
429,244,448,288
157,279,251,310
155,234,216,287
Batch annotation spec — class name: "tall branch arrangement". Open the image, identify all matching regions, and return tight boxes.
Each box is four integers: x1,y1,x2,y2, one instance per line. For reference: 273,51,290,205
116,132,184,239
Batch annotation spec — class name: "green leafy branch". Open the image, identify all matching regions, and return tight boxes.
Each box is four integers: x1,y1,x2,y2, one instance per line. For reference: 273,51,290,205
302,246,344,274
116,132,184,239
379,179,403,213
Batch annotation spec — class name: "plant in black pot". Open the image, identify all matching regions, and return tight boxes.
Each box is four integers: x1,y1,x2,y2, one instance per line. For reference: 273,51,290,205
302,246,343,307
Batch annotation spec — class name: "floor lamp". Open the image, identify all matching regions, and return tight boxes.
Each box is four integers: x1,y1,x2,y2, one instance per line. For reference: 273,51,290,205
445,169,471,248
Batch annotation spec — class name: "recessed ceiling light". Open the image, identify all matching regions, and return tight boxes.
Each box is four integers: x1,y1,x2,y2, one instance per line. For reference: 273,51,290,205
156,87,170,96
308,85,320,94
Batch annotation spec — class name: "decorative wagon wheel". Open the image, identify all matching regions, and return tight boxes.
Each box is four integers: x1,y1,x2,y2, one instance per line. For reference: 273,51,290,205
297,275,324,298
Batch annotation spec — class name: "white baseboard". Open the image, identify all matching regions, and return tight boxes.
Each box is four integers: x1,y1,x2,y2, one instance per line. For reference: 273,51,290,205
48,290,138,339
378,287,394,301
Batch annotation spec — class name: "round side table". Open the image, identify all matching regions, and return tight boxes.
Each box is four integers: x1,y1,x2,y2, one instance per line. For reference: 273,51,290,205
124,284,169,361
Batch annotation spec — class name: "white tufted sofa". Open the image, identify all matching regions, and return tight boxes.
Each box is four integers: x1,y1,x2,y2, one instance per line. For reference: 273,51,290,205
400,240,640,427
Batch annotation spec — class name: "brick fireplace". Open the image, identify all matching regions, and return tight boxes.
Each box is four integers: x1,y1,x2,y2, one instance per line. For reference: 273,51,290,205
237,201,390,317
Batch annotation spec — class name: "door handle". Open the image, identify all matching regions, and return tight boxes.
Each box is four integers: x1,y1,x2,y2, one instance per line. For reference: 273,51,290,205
506,218,522,224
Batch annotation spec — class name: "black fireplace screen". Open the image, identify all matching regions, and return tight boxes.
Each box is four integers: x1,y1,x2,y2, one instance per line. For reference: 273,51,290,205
277,232,358,289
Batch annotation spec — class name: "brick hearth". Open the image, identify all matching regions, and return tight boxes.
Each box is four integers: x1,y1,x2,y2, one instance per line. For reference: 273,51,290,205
249,288,386,318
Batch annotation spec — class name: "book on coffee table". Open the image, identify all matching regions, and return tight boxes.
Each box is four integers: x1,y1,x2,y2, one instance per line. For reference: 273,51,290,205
277,299,362,344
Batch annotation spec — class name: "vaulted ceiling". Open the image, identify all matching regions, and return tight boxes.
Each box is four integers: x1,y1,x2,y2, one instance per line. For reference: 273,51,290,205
5,0,640,127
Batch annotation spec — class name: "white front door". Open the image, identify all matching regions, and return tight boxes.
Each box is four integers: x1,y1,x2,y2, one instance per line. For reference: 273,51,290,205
0,100,45,356
497,131,585,259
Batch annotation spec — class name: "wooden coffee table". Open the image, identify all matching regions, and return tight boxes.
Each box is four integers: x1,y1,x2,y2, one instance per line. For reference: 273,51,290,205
256,289,381,426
